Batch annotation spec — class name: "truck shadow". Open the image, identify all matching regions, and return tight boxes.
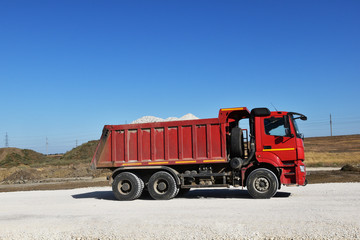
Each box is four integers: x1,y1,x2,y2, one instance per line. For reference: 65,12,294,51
72,189,291,201
72,191,117,201
179,189,291,199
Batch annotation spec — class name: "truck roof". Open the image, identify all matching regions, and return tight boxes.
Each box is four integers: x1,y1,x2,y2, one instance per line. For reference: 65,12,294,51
218,107,250,122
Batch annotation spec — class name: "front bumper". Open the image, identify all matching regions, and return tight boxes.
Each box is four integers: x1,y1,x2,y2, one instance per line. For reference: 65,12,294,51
297,161,307,186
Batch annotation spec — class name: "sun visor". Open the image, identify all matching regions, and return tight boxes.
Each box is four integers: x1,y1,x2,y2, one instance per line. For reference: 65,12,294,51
251,108,271,117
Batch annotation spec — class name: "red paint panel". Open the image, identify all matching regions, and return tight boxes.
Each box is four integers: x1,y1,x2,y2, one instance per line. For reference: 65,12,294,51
154,128,165,160
93,117,230,168
114,130,125,162
92,130,112,168
210,124,222,158
142,129,151,160
128,130,138,161
168,127,179,160
196,125,207,158
182,126,193,159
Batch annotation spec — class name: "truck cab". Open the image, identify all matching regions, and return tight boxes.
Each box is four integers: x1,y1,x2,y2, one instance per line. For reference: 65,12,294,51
217,107,307,198
255,111,307,187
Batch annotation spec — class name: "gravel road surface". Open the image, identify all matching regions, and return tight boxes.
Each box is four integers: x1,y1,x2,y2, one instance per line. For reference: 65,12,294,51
0,183,359,240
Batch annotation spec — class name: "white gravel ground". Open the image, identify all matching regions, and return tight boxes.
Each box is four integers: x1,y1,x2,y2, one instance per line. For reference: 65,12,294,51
0,183,360,240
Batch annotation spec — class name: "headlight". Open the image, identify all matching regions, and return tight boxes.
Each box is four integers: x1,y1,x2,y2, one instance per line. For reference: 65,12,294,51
300,165,305,172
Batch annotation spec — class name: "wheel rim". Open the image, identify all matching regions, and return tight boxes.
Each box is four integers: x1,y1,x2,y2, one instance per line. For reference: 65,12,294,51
155,179,168,194
254,177,270,192
118,180,132,195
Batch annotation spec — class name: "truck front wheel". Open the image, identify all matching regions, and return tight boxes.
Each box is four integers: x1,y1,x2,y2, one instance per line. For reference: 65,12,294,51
112,172,143,201
148,171,178,200
246,168,278,199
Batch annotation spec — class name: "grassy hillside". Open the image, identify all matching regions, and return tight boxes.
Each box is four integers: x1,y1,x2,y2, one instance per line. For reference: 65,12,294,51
304,134,360,167
0,140,99,168
0,135,359,168
61,140,99,163
0,148,48,167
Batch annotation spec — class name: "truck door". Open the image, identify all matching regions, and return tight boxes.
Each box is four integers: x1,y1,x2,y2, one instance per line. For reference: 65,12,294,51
261,114,297,161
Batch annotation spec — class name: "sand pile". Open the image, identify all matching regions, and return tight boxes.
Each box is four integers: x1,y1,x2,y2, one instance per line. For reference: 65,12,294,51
131,113,199,124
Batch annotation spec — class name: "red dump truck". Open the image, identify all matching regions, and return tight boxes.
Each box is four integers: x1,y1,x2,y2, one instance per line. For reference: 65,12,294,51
91,107,307,200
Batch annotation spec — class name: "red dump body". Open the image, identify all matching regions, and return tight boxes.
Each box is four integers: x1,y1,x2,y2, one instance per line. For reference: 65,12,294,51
91,108,250,169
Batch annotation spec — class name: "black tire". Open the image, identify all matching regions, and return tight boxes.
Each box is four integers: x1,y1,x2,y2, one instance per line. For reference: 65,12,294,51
112,172,142,201
246,168,278,199
135,177,145,199
148,171,178,200
231,127,244,158
173,186,180,198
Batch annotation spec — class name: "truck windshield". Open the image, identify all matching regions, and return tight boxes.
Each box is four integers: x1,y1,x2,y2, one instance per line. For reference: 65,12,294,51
290,113,306,138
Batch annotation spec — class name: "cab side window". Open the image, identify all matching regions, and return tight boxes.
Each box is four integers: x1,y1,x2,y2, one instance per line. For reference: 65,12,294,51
264,117,286,136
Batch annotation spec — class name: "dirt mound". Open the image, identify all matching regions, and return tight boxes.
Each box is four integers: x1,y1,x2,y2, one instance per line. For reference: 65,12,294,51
0,148,47,167
341,164,360,172
3,169,39,184
0,141,99,168
0,163,111,184
0,148,22,161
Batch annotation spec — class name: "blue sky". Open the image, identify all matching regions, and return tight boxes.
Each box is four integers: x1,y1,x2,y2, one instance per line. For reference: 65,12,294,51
1,0,359,154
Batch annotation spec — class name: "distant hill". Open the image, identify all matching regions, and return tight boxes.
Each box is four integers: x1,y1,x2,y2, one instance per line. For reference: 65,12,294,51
0,140,100,168
61,140,99,162
0,148,47,167
0,135,359,168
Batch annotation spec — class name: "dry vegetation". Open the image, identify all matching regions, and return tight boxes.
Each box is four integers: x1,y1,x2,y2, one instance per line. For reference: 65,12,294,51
304,134,360,167
0,140,99,168
0,140,105,184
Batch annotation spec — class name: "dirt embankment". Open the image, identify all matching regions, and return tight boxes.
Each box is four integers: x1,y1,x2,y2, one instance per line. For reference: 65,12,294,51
0,163,111,192
306,165,360,184
0,163,109,184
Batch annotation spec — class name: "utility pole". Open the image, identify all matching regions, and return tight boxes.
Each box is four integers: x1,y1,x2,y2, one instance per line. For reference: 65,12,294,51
330,114,333,137
5,132,9,148
46,137,48,155
76,139,78,148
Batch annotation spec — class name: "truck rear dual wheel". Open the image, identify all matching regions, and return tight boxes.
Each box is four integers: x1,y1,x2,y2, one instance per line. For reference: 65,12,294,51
112,172,144,201
148,171,178,200
246,168,278,199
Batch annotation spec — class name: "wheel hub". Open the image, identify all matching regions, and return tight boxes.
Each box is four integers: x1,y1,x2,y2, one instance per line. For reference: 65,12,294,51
255,177,269,192
121,182,131,191
157,181,167,192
